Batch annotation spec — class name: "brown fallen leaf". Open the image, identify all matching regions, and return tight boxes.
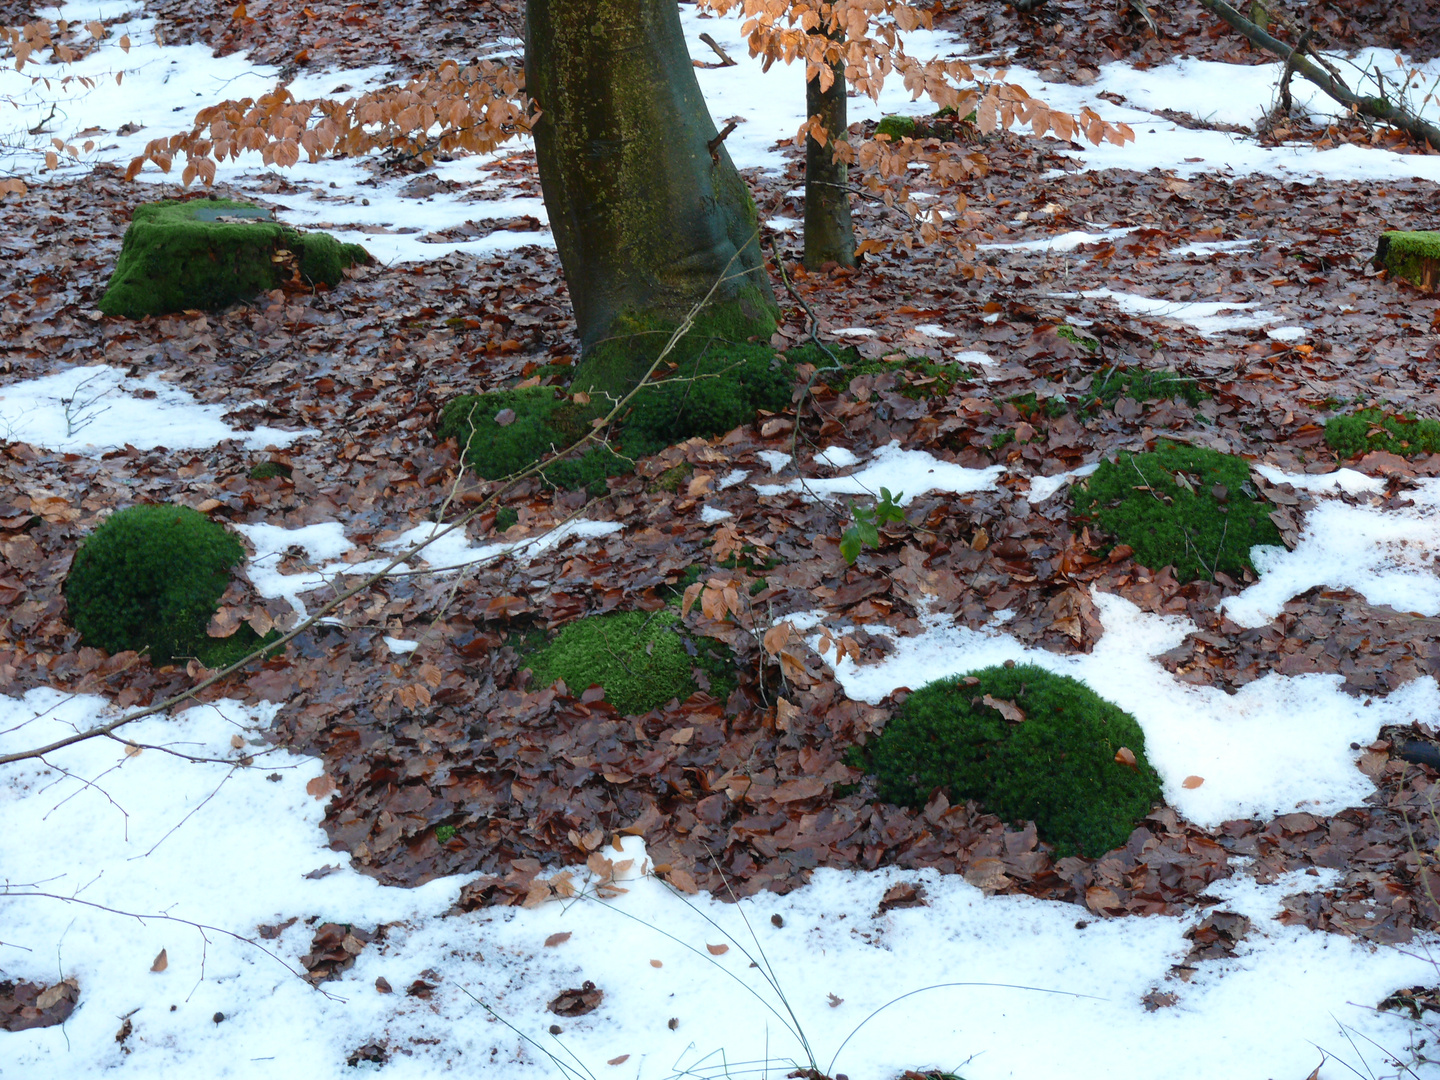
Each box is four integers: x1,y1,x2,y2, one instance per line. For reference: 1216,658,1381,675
544,932,572,948
608,1055,630,1066
982,694,1025,723
1182,775,1205,789
150,948,168,973
705,943,728,955
548,981,603,1017
305,774,336,799
649,959,663,968
1115,747,1137,769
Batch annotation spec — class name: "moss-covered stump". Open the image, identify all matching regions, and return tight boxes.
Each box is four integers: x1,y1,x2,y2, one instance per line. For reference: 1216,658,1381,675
1325,407,1440,459
1070,441,1282,583
64,504,273,667
99,199,372,318
858,664,1163,857
1375,230,1440,293
522,610,736,715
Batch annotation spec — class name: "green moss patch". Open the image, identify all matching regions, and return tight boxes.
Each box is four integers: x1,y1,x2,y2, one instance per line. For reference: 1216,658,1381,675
856,663,1163,857
65,503,275,666
1085,368,1206,412
1325,408,1440,459
99,199,372,319
1070,441,1282,583
248,461,292,481
1375,230,1440,293
523,610,736,715
435,386,630,496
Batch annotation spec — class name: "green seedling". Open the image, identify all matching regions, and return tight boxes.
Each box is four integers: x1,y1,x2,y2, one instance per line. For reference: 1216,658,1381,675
840,487,905,564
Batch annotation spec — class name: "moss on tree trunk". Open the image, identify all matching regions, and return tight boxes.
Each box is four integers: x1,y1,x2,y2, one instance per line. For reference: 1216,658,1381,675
525,0,777,394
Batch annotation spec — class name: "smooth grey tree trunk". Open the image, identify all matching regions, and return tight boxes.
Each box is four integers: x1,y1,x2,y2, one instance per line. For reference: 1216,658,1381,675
803,43,856,269
525,0,776,387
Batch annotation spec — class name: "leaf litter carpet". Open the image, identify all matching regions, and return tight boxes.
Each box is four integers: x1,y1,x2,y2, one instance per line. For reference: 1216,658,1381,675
4,0,1440,1054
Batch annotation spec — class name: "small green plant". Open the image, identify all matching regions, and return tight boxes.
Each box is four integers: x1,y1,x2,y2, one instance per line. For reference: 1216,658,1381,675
1004,391,1070,420
435,825,457,843
65,504,269,666
1325,408,1440,459
855,663,1163,857
493,507,519,532
840,487,905,564
825,354,971,400
1070,441,1281,583
523,610,736,715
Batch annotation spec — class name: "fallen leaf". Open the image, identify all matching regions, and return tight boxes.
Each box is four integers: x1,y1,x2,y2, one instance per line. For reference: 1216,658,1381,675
607,1055,631,1066
982,694,1025,723
544,932,572,948
306,774,336,799
827,992,843,1007
705,943,728,955
649,959,662,968
548,981,603,1016
1115,747,1137,769
1182,775,1205,789
150,949,168,973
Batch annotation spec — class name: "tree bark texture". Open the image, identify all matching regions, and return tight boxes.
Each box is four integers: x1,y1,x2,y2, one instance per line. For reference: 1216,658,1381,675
803,45,856,270
525,0,776,357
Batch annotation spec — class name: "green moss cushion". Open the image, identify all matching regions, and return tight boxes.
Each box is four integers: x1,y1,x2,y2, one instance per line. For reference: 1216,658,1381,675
1070,441,1282,583
65,504,249,666
861,664,1163,857
1375,230,1440,293
523,610,734,715
1325,408,1440,459
99,199,371,319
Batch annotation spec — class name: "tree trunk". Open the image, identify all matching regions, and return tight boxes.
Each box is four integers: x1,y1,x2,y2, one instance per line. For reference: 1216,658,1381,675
803,42,856,270
524,0,777,391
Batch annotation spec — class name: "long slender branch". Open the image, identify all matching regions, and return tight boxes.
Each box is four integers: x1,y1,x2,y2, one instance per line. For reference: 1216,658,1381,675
1196,0,1440,148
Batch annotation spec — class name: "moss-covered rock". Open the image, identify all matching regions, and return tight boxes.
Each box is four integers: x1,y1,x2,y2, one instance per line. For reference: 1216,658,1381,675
64,503,269,666
523,609,736,715
1325,407,1440,459
1375,230,1440,293
1070,441,1281,583
248,460,293,481
875,114,919,141
857,663,1163,857
99,199,372,319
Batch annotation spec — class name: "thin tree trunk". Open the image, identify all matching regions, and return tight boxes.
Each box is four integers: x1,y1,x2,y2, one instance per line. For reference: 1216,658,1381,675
803,40,856,270
1197,0,1440,149
524,0,776,387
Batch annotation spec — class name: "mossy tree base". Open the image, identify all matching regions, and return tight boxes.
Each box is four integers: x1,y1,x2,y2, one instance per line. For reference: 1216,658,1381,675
1071,441,1282,583
522,609,736,715
99,199,372,319
856,664,1163,858
437,341,795,493
1375,230,1440,293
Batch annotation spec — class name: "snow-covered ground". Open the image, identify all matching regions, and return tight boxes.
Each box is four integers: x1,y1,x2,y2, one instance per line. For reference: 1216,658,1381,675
8,3,1440,1078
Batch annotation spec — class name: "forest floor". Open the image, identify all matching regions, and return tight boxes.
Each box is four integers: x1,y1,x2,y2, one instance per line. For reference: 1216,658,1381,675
5,1,1440,1078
